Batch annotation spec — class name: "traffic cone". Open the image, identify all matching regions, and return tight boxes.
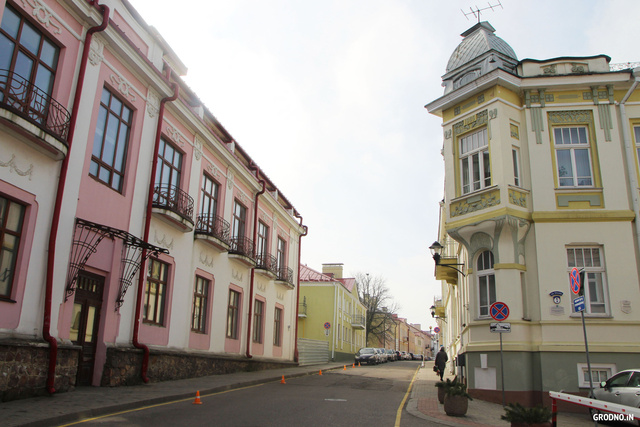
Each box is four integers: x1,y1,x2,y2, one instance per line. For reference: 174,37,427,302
193,390,203,405
319,370,323,375
358,362,361,367
343,365,346,370
280,375,286,384
352,363,355,368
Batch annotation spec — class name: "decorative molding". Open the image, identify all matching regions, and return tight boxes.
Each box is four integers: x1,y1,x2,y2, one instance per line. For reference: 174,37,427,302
110,74,137,103
548,110,592,125
450,189,500,217
453,109,488,136
199,251,214,267
146,88,160,118
469,232,494,263
488,108,497,119
510,123,519,140
88,38,104,66
256,280,267,292
153,230,174,250
571,63,586,73
232,268,244,283
227,171,234,190
0,154,33,180
597,104,613,142
277,291,285,300
444,129,452,140
621,300,632,314
21,0,62,34
194,135,203,160
508,189,527,207
166,125,185,147
205,163,222,179
542,64,557,74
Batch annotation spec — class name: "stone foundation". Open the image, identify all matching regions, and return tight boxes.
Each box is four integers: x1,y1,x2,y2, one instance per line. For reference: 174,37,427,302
0,340,79,402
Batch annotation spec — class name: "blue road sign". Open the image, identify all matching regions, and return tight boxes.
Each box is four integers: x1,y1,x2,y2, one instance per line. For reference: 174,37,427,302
570,267,581,294
490,301,510,321
573,296,585,313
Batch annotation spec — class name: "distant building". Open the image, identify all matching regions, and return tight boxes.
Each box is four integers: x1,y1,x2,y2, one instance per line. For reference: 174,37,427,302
298,264,366,363
0,0,305,401
426,21,640,406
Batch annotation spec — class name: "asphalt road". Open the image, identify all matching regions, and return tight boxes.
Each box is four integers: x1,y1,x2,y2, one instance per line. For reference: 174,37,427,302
61,361,433,427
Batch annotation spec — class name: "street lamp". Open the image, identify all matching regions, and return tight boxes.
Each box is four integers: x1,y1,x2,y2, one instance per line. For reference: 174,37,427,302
429,241,466,276
430,304,447,323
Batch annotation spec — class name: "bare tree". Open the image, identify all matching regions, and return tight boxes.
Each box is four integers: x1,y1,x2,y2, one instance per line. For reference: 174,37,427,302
355,272,399,347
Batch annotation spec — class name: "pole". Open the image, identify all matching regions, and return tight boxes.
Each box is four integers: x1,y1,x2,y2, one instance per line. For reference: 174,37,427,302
500,332,505,407
581,310,595,398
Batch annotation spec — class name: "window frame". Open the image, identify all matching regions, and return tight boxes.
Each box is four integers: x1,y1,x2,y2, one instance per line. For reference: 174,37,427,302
257,221,269,258
276,236,286,270
273,306,282,347
634,126,640,174
226,288,241,339
577,363,616,389
0,194,26,299
200,174,219,218
191,276,209,333
553,126,594,188
155,137,183,191
232,200,246,240
512,146,521,187
143,257,169,326
253,298,264,344
476,250,496,318
566,246,609,316
459,128,491,195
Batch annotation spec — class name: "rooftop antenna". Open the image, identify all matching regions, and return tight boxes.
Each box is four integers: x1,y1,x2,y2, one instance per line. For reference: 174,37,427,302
461,1,503,23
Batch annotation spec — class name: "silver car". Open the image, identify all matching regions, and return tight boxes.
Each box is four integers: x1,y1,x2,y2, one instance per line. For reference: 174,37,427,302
593,369,640,410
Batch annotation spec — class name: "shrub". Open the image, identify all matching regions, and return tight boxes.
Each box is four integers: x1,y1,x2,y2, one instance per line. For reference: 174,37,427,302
501,403,551,424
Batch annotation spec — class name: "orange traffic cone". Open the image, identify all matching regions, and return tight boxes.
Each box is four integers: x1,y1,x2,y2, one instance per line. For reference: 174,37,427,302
280,375,286,384
352,363,355,368
193,390,203,405
358,362,361,367
319,370,323,375
343,365,346,370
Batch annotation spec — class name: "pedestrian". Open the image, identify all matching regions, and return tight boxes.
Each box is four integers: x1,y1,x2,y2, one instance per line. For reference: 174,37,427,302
434,346,448,381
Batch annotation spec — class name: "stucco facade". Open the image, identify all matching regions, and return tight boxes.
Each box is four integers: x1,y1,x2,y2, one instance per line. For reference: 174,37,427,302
426,21,640,406
0,0,305,400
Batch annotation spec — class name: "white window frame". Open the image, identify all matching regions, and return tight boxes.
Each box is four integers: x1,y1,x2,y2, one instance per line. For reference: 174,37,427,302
566,246,609,316
554,126,594,187
577,363,616,388
460,128,490,195
512,146,521,187
476,250,496,318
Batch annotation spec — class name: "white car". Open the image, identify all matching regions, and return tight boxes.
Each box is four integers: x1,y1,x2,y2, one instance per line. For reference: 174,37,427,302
593,369,640,412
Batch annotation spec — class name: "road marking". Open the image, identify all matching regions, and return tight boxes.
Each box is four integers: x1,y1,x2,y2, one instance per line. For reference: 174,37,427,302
57,383,265,426
394,366,420,427
324,398,347,402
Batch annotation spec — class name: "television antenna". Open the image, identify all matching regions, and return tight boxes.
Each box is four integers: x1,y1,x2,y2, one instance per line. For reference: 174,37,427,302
462,1,503,22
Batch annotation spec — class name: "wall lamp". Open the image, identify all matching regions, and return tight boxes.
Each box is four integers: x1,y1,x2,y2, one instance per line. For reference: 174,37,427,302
429,241,466,276
430,304,447,322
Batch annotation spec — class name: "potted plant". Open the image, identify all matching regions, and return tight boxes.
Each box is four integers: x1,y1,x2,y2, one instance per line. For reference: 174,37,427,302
501,403,552,427
435,378,457,404
443,380,473,416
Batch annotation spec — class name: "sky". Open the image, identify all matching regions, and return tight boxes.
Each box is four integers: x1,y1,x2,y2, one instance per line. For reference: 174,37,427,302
126,0,639,332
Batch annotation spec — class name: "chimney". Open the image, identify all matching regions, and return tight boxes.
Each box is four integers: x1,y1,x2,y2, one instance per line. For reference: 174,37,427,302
322,263,344,279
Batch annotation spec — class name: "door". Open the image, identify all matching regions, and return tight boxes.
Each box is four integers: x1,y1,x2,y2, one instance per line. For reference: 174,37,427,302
70,271,104,386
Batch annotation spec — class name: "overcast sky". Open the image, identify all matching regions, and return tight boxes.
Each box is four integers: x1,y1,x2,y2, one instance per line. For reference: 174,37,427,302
127,0,639,332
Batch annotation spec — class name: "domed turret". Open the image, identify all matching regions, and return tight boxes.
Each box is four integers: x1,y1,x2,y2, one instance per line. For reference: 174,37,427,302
442,22,518,94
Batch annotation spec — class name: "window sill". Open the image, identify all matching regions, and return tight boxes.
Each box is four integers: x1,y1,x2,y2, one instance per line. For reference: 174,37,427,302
0,297,17,303
453,184,500,203
569,313,612,319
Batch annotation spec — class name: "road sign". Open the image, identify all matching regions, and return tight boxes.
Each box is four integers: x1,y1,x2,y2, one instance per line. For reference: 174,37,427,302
490,301,510,321
573,296,585,313
570,267,581,295
324,322,331,329
490,322,511,333
433,326,440,333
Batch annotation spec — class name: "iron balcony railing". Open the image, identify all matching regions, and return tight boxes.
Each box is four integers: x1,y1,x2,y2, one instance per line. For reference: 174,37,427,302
0,69,71,143
229,236,255,260
276,266,294,285
153,184,194,224
352,314,365,326
298,297,307,317
194,214,230,244
255,252,278,275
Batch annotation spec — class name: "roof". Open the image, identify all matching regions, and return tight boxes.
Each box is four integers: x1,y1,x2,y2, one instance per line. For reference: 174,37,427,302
299,265,357,293
446,21,517,74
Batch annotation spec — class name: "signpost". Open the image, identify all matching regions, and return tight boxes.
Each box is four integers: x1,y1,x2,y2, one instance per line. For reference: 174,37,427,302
433,326,440,334
571,269,595,398
490,301,509,406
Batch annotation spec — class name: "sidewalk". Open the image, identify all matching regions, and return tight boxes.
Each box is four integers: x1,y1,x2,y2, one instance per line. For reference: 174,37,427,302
406,365,593,426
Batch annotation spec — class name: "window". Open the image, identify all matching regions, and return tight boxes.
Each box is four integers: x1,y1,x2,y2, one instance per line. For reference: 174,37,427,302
577,363,615,388
257,222,268,259
512,147,521,187
273,307,282,346
155,138,182,192
90,88,132,192
567,247,608,314
192,276,209,333
0,5,59,119
460,128,490,194
232,201,246,240
253,299,264,343
226,289,240,339
477,250,496,317
200,174,219,218
634,126,640,170
144,258,169,325
554,127,593,187
0,196,25,298
277,237,286,270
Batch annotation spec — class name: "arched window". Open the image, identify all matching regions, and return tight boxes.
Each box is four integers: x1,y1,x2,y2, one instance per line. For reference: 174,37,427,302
477,250,495,317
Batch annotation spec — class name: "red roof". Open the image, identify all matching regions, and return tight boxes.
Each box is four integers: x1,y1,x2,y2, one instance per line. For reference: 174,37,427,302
299,264,357,293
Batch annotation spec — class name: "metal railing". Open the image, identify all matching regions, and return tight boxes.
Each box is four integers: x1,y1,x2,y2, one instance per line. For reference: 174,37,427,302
352,314,366,326
194,214,230,244
229,236,255,260
153,184,194,224
255,252,278,275
0,69,70,143
276,266,294,285
298,297,307,317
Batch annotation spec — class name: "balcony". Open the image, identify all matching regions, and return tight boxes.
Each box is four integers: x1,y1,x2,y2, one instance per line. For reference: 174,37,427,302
194,214,230,251
298,297,307,318
228,236,256,267
255,252,278,278
152,184,194,231
0,69,70,159
351,314,365,330
434,257,460,285
275,266,295,289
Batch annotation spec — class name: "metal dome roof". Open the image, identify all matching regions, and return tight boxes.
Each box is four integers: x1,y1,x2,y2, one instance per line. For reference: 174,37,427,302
446,22,517,73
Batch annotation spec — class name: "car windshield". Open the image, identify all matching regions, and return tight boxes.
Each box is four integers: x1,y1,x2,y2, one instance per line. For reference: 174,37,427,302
360,348,374,354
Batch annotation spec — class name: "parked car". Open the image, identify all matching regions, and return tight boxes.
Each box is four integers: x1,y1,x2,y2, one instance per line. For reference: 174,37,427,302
386,349,397,361
377,348,388,363
593,369,640,411
355,347,379,365
400,351,408,360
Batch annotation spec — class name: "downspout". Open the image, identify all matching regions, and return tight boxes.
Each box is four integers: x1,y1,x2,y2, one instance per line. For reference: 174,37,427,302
246,162,265,358
619,69,640,269
133,75,179,383
293,212,307,363
332,280,337,361
43,0,109,395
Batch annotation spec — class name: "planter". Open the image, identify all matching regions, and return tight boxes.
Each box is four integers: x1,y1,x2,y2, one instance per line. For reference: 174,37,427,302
443,394,469,416
437,386,445,404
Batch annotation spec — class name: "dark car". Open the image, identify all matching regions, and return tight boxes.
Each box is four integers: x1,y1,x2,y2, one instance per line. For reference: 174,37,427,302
355,347,379,365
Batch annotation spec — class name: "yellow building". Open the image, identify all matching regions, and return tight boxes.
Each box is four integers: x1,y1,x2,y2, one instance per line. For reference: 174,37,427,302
298,264,366,363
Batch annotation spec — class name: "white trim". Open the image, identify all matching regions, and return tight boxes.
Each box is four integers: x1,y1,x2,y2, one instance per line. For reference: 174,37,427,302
576,363,616,388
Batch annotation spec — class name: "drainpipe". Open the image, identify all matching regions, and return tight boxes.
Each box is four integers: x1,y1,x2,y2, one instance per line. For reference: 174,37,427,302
246,162,265,359
618,68,640,269
42,0,109,395
133,75,179,383
293,212,307,363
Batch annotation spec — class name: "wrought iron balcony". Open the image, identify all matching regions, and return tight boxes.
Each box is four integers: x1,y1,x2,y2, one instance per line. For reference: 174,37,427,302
255,252,278,276
275,266,294,287
298,297,308,318
194,214,230,249
153,184,194,225
0,69,70,145
351,314,365,329
229,236,255,261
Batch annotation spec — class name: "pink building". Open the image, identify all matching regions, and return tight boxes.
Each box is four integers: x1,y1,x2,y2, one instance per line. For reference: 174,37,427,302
0,0,306,401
